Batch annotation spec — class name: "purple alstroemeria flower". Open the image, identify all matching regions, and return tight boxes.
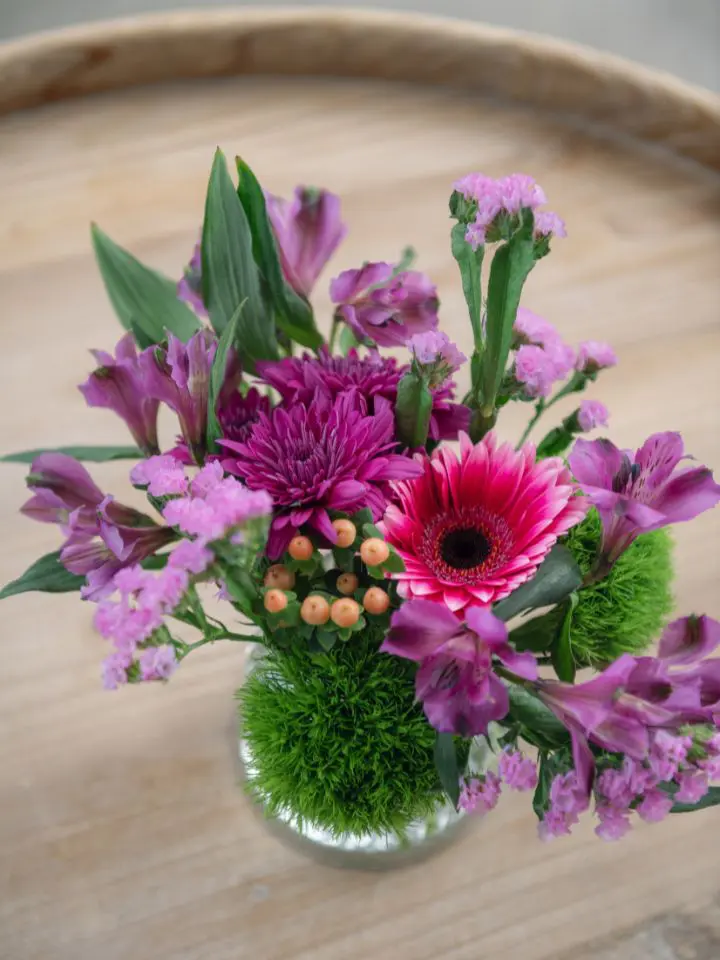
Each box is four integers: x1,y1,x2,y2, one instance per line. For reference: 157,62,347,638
221,390,421,559
79,333,160,455
569,432,720,569
380,599,538,736
535,616,720,796
177,242,207,317
62,495,175,600
141,330,239,462
21,453,105,542
330,262,440,347
265,186,346,299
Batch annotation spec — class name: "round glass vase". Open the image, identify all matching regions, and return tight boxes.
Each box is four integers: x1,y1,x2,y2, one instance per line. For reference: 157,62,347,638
237,643,491,870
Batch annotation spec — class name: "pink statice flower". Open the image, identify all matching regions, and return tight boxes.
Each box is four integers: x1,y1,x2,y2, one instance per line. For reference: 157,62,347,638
162,477,272,542
515,345,563,399
330,262,439,347
408,331,467,384
101,651,133,691
131,455,188,496
498,749,538,791
513,308,562,348
576,340,618,374
675,770,709,804
190,461,224,498
577,400,610,433
459,772,502,815
168,538,213,575
138,645,178,682
177,242,206,316
257,348,470,443
265,186,346,299
381,600,537,736
569,432,720,568
453,172,565,248
636,789,674,823
383,431,586,611
595,804,632,841
538,772,588,841
79,333,160,455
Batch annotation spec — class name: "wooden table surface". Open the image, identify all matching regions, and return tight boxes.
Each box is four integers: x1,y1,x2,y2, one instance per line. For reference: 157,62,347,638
1,67,719,960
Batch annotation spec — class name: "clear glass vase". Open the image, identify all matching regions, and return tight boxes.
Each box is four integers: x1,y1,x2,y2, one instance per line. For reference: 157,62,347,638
237,644,490,870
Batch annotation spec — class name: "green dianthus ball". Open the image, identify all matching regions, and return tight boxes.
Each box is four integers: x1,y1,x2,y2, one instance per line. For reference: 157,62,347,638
238,627,442,838
560,508,674,666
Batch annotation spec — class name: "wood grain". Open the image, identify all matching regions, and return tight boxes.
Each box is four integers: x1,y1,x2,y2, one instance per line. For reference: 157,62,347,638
0,13,719,960
0,8,719,169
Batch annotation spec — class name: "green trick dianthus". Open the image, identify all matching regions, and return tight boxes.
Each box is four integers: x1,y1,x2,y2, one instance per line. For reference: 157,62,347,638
560,508,674,666
238,626,442,838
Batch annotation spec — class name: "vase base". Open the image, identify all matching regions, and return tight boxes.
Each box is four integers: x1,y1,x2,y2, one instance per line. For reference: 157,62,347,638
238,737,471,871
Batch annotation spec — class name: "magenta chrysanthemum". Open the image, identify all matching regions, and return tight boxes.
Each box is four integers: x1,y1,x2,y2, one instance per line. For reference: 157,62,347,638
257,348,470,442
383,432,587,611
221,391,422,558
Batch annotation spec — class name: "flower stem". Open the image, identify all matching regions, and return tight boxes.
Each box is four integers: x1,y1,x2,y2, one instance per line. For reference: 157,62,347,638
328,316,340,354
517,400,545,447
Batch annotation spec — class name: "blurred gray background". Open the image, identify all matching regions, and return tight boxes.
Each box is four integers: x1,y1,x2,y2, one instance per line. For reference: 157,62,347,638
0,0,718,92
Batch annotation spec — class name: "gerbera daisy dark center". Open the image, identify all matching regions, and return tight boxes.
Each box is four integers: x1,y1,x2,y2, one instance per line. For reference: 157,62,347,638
440,528,491,570
420,507,514,585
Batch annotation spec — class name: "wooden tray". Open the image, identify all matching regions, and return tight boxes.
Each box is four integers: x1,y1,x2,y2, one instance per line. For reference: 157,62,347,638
1,10,719,960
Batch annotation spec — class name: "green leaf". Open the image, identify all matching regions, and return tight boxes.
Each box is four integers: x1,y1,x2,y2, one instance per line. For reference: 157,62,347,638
480,211,535,412
506,685,570,749
338,324,360,356
206,301,245,451
381,551,406,574
201,149,278,369
332,547,356,572
361,523,383,540
350,507,373,528
671,786,720,814
532,751,551,820
434,731,460,807
129,317,157,350
493,545,582,622
508,613,555,653
395,371,433,449
1,445,142,464
0,551,84,600
141,553,171,571
551,594,578,682
235,157,323,351
316,629,337,652
536,426,574,460
451,222,484,352
91,224,202,343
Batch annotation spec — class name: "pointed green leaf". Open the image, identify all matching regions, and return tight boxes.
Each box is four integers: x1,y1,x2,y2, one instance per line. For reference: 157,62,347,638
509,612,555,653
1,445,142,464
480,211,535,411
0,551,85,600
201,150,279,368
451,222,484,352
395,372,433,448
535,425,574,460
493,545,582,622
361,523,384,540
551,593,578,682
506,685,570,749
235,157,323,350
381,550,406,574
91,224,202,343
532,751,551,820
434,731,460,808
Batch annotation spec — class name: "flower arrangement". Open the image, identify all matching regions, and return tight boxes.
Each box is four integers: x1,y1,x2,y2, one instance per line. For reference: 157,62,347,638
3,152,720,845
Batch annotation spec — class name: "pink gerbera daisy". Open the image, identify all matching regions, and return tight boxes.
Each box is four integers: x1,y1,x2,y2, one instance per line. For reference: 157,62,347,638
382,432,587,612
